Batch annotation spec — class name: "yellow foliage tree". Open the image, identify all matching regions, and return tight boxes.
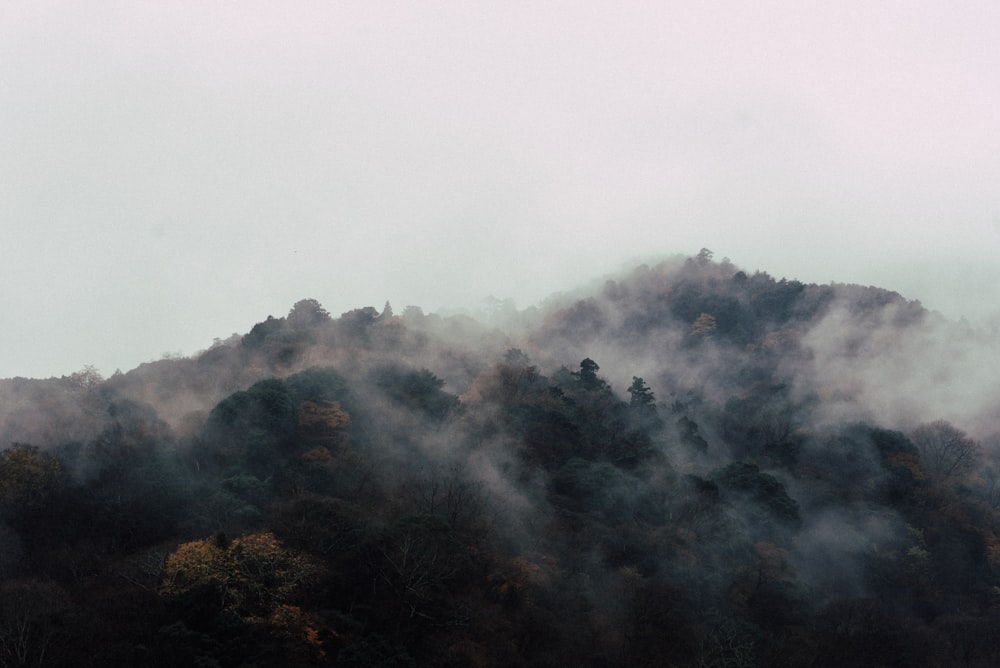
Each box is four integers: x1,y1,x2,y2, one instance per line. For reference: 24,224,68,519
689,312,717,338
160,531,320,619
297,400,350,431
297,400,351,451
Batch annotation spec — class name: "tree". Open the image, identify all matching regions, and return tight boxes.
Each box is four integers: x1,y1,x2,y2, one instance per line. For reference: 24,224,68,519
714,462,800,527
690,312,717,338
573,358,603,391
676,415,709,452
502,348,532,368
375,367,458,421
0,445,67,535
271,494,368,558
287,298,331,328
911,420,980,478
627,376,663,435
285,366,353,407
0,578,72,668
160,531,321,620
297,400,351,444
627,377,655,410
464,351,544,409
369,514,470,624
67,365,103,390
339,306,379,331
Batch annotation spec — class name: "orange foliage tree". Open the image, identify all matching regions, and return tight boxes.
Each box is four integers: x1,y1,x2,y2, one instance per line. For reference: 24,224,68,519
160,531,321,620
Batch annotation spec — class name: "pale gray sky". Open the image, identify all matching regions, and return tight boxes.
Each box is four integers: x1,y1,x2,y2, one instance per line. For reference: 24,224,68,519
2,1,999,378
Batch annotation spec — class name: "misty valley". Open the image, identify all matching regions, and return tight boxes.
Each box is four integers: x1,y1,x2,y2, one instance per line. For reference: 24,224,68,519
4,251,1000,667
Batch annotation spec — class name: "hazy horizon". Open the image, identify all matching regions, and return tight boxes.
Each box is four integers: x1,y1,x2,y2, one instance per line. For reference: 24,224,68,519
3,2,999,379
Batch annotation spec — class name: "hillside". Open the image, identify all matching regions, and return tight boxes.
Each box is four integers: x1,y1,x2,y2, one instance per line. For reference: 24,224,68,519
2,251,1000,666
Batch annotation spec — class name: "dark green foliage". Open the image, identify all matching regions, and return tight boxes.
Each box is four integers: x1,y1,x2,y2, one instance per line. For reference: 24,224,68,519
543,358,658,468
337,306,381,345
573,357,604,391
676,415,708,451
870,426,920,457
284,366,352,406
866,426,925,502
202,378,298,478
241,315,286,348
374,366,458,421
551,458,636,520
207,378,296,438
714,461,801,526
627,376,663,435
512,404,583,469
721,385,806,465
627,376,655,410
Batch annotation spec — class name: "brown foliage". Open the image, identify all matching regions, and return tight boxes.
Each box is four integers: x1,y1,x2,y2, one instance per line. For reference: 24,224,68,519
160,531,322,620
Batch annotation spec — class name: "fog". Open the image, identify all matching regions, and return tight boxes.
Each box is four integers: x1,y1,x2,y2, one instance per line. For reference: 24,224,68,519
3,250,1000,663
4,3,1000,662
3,2,1000,379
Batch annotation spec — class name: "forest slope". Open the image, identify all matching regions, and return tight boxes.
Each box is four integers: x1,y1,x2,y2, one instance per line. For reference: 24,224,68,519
2,251,1000,666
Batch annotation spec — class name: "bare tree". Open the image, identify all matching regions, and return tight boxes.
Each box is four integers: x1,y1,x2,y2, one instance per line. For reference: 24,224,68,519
0,579,70,667
911,420,980,478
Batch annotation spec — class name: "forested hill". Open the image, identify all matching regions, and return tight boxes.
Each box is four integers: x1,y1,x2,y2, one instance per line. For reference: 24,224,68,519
2,251,1000,666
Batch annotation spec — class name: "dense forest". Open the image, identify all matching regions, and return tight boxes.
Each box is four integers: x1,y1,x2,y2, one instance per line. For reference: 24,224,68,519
3,250,1000,666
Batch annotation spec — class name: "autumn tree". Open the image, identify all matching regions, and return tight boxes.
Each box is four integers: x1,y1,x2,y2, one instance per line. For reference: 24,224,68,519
297,400,351,445
690,312,717,338
160,531,321,620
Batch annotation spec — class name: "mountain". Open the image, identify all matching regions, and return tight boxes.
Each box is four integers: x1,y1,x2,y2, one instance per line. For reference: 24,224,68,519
2,251,1000,666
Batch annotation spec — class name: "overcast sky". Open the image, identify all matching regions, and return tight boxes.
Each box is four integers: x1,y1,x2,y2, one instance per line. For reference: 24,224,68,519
2,1,999,378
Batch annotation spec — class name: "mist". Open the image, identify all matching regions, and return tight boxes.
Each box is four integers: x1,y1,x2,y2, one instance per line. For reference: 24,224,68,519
4,2,1000,379
4,252,1000,664
4,1,1000,663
